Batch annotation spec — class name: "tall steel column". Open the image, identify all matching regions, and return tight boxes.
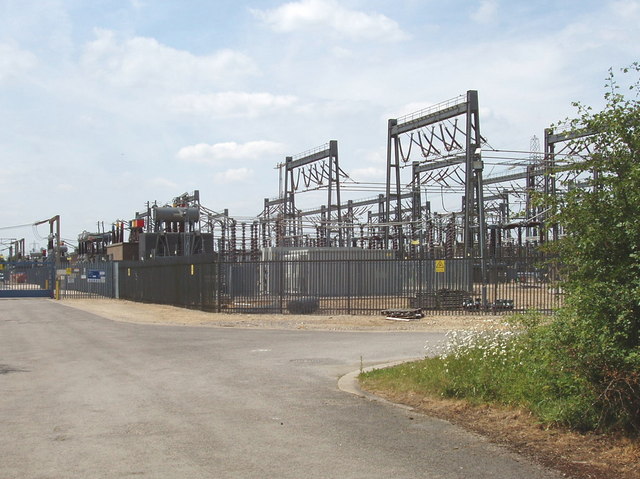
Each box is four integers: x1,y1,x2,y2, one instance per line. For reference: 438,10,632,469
544,126,594,243
279,140,344,246
463,90,483,258
386,90,485,257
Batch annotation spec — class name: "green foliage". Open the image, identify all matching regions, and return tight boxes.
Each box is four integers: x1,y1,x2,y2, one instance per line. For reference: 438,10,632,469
361,316,602,431
542,64,640,432
360,358,450,395
362,65,640,434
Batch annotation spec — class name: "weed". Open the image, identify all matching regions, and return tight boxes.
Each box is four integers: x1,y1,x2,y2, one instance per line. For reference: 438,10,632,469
361,313,603,431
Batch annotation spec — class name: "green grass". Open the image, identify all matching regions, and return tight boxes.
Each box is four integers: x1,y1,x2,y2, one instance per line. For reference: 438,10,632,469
360,313,600,431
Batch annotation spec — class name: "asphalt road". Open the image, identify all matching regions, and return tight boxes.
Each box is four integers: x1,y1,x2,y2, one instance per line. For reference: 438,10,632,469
0,299,561,479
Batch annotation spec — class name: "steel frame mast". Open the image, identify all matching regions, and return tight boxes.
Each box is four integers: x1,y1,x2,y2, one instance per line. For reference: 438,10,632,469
280,140,343,246
386,90,486,259
543,125,595,242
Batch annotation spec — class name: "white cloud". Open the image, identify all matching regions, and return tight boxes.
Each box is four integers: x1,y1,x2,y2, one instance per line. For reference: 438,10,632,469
252,0,408,42
214,168,253,184
330,46,353,59
177,141,286,164
81,29,258,89
389,101,438,121
55,183,74,192
349,166,385,182
147,177,178,189
471,0,499,24
0,43,37,82
169,91,298,118
3,0,638,245
347,148,386,182
599,1,640,45
611,0,640,16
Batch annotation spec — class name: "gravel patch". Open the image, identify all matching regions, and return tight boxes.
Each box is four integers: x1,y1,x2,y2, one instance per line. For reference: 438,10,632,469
57,298,506,332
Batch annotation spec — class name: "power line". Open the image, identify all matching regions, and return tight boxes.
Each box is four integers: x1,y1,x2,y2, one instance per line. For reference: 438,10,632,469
0,222,36,231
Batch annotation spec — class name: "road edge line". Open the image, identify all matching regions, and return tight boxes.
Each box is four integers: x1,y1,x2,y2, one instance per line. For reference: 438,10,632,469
337,358,422,411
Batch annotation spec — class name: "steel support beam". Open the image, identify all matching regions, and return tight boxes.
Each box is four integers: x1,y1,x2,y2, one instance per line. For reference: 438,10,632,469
387,90,484,260
412,154,466,174
392,103,467,136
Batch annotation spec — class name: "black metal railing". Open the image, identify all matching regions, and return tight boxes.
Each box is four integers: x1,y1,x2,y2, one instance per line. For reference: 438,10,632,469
0,261,55,298
57,261,116,299
117,253,562,315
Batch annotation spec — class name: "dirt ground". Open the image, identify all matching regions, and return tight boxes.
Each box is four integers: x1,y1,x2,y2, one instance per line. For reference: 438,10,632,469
57,298,506,332
365,389,639,479
58,298,638,479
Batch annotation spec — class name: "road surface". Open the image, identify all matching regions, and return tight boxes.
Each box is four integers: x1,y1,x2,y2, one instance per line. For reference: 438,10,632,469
0,299,561,478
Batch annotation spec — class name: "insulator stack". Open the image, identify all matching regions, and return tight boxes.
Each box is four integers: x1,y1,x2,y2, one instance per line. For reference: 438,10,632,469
446,218,455,258
241,223,247,260
230,223,237,261
261,221,269,248
251,222,260,260
275,219,283,247
220,224,227,257
426,221,434,258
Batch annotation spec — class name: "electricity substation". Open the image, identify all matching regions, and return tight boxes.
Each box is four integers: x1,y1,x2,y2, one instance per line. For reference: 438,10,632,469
3,90,595,314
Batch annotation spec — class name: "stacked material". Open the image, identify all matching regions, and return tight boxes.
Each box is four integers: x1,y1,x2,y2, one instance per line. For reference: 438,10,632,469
410,289,470,310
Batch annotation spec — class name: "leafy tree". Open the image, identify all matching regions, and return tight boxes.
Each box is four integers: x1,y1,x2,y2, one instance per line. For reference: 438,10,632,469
545,64,640,431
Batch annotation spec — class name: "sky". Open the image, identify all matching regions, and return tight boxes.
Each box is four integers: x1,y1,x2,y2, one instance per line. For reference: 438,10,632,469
1,0,639,252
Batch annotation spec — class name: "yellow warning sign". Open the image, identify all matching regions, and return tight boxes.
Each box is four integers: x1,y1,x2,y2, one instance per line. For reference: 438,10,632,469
435,260,446,273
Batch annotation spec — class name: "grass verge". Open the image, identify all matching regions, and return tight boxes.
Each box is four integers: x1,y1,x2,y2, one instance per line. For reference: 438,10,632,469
359,313,639,479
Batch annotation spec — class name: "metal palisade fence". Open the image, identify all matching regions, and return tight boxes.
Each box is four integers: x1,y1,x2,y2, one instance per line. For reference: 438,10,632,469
119,255,218,310
0,261,55,298
116,250,562,315
57,261,117,299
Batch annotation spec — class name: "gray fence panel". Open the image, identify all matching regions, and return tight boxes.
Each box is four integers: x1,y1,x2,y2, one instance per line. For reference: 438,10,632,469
0,261,54,298
115,254,561,315
58,261,116,299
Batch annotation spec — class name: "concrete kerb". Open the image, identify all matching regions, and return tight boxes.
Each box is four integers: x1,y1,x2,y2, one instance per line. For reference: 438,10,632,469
337,358,423,411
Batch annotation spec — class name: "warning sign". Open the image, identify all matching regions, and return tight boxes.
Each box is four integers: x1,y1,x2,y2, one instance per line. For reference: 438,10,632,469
435,260,446,273
87,270,106,283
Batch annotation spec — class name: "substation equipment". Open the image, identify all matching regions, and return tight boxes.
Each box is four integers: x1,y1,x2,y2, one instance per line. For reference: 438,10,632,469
75,90,595,267
77,191,215,261
255,91,594,262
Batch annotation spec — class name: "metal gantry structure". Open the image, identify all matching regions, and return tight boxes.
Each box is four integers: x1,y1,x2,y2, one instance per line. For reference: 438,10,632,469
260,140,345,248
385,90,486,259
34,215,63,263
0,238,26,260
63,89,597,266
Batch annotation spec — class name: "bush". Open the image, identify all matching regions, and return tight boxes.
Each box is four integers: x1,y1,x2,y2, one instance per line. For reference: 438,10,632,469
362,311,628,432
363,66,640,434
540,64,640,432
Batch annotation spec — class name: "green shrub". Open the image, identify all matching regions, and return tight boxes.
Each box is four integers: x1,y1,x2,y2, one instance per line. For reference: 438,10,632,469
362,312,607,431
540,64,640,432
363,66,640,434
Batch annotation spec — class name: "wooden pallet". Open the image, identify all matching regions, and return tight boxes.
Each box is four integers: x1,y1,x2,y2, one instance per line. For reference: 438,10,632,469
381,308,424,320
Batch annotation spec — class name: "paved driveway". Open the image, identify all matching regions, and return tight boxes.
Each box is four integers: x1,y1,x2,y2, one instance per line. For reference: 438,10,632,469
0,299,560,478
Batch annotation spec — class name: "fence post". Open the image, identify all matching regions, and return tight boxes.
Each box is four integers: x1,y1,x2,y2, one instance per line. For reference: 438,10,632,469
279,259,284,314
113,262,119,299
216,260,221,313
418,257,423,306
347,259,351,315
492,259,498,312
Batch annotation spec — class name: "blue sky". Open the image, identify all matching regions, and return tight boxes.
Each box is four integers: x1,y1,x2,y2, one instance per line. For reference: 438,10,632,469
1,0,639,251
